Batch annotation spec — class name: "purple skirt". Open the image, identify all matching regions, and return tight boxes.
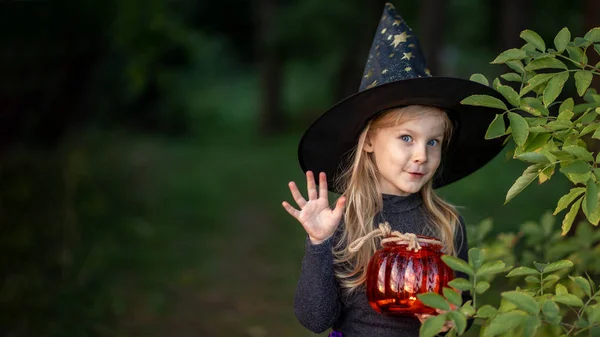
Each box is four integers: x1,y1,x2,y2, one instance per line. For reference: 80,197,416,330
328,332,342,337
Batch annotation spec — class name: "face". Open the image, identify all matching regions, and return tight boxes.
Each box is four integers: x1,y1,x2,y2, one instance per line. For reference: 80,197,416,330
363,108,446,196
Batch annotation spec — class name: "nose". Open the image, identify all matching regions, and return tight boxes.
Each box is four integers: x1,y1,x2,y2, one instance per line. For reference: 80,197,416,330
412,144,427,163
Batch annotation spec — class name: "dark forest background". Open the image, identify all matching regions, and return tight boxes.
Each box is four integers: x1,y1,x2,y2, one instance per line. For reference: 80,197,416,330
1,0,599,336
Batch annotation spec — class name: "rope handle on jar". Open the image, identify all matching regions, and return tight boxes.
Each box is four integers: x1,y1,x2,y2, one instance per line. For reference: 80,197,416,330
347,222,441,253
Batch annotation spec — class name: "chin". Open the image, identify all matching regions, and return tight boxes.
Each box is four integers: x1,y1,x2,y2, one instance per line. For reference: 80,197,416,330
397,183,423,195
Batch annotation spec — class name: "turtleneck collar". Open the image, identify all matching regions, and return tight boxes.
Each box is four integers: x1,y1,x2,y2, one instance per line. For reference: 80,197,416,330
381,192,423,213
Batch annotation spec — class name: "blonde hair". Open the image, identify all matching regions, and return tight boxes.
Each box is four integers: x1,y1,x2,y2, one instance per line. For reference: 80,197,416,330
332,105,462,293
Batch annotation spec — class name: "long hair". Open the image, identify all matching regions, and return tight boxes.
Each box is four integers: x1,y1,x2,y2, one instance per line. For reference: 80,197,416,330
332,105,462,293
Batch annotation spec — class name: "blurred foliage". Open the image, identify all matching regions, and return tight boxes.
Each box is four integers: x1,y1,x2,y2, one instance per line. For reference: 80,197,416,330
430,215,600,337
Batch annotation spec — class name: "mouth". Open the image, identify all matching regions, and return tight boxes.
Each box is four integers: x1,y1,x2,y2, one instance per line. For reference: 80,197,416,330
406,171,425,177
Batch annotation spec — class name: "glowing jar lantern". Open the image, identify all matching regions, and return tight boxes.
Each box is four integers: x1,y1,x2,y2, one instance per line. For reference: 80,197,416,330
365,235,454,316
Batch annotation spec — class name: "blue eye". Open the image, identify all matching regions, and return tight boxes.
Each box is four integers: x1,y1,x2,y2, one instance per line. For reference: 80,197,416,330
428,139,439,146
400,135,412,142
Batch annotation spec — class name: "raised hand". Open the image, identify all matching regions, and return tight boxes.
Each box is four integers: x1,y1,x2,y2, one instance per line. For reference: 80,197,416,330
282,171,346,244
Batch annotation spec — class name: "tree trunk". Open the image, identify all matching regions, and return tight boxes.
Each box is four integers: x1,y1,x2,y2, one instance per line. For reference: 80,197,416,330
496,0,532,51
418,0,446,75
334,0,387,102
256,0,283,135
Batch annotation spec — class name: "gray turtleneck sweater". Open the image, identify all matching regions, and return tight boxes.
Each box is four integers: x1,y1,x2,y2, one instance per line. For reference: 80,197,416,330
293,193,471,337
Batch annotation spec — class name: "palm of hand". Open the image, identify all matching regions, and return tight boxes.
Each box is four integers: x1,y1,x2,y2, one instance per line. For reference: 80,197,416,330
282,171,346,244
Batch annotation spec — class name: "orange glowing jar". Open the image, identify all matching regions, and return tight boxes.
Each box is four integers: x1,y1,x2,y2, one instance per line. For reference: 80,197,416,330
366,235,454,316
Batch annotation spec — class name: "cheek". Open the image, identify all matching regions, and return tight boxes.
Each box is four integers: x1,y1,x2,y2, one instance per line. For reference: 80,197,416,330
428,150,442,168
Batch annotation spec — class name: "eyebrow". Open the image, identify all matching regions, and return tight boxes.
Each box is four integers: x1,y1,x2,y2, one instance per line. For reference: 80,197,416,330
397,128,444,138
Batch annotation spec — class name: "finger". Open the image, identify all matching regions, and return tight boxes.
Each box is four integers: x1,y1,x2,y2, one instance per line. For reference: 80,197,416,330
288,181,307,208
318,172,328,200
332,196,346,219
281,201,301,220
306,171,317,200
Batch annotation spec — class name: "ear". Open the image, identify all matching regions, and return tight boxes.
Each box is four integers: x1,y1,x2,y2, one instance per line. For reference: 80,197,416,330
363,135,374,153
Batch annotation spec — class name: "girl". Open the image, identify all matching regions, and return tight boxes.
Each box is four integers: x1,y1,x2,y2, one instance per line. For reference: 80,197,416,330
282,3,506,337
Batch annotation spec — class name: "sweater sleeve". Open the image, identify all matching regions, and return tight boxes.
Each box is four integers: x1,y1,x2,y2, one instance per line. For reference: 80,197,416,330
455,216,475,333
293,234,343,333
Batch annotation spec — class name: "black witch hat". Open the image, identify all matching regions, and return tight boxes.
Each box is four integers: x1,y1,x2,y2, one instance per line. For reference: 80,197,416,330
298,3,507,193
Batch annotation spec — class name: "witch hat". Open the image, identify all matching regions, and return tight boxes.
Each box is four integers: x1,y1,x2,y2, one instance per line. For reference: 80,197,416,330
298,3,507,193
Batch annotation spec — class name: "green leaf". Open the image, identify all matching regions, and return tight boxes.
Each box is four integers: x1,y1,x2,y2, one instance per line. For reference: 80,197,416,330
498,298,518,312
574,37,592,48
542,299,560,320
520,73,557,96
560,160,590,174
593,127,600,139
557,109,574,122
556,283,568,295
448,311,467,335
554,27,571,52
587,304,600,324
508,112,529,146
477,305,498,318
443,287,462,306
501,291,540,314
460,300,476,317
483,311,529,337
476,281,491,294
448,278,473,291
418,292,451,311
525,57,568,71
575,71,594,96
476,260,507,277
567,46,587,66
554,187,586,215
468,248,485,269
519,315,542,337
534,261,548,272
506,266,539,277
461,94,507,110
506,164,542,204
519,97,549,116
544,260,574,273
570,276,592,297
584,27,600,43
497,85,520,107
582,188,600,226
525,132,552,152
515,152,549,164
442,255,475,277
419,313,447,337
501,72,522,82
486,114,506,139
470,73,489,86
562,197,583,235
525,275,540,283
554,294,584,307
521,30,546,52
580,122,600,136
491,48,528,64
563,146,594,161
586,178,599,219
543,72,569,106
543,274,561,288
506,60,525,74
560,98,575,114
492,77,501,90
595,44,600,57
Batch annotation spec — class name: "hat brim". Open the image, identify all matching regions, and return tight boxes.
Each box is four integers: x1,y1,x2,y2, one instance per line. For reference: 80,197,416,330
298,76,508,193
